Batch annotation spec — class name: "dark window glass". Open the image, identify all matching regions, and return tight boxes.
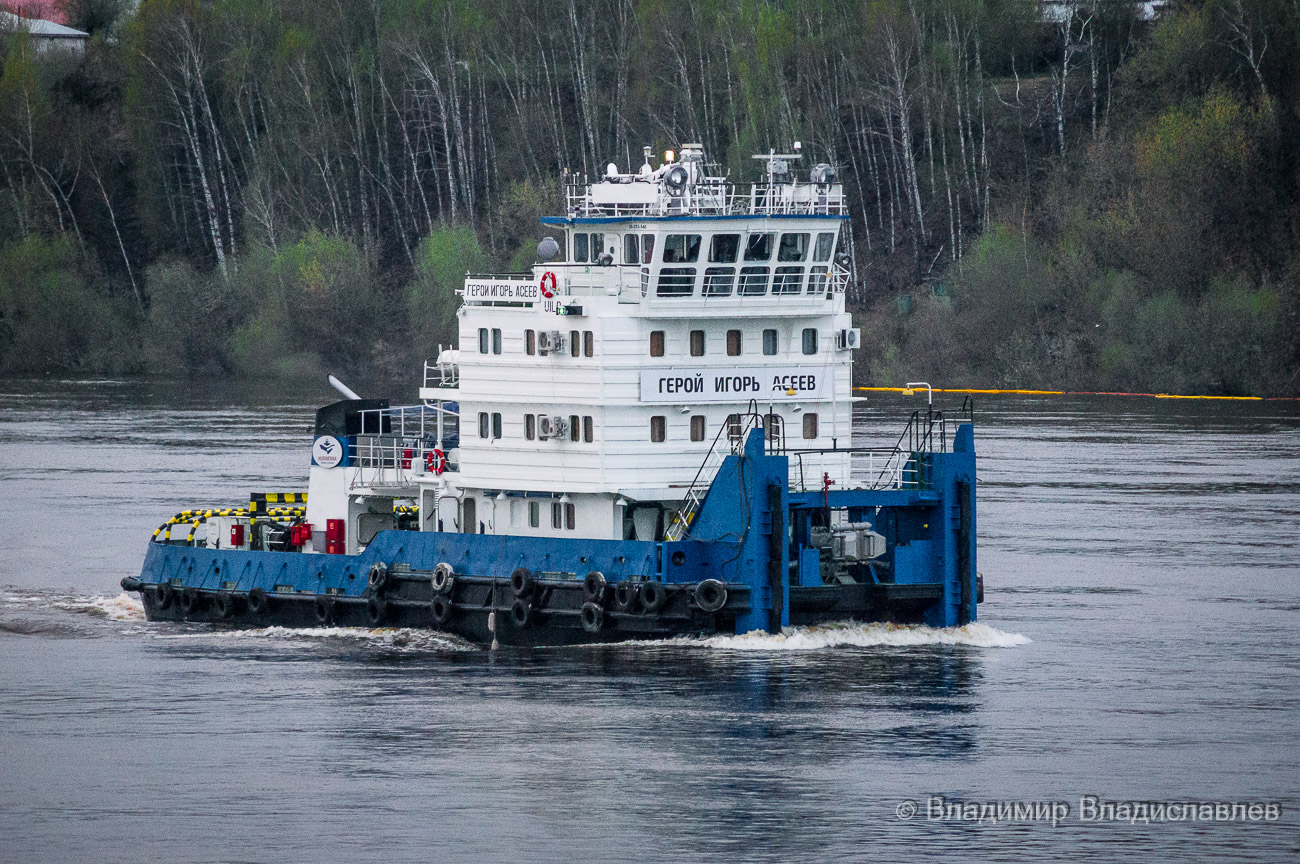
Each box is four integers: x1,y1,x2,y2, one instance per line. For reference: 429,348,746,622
726,413,743,440
764,412,782,445
814,232,835,262
590,233,604,259
803,413,819,439
525,414,535,440
569,415,580,442
709,234,740,263
690,415,705,441
565,503,576,530
650,416,666,442
808,266,829,295
584,331,594,357
463,498,476,534
690,330,705,357
492,328,502,354
802,328,818,355
773,267,804,294
656,267,696,296
478,412,489,438
763,328,778,355
650,330,665,357
738,266,769,296
778,233,810,262
703,267,735,296
552,502,562,529
663,234,701,263
570,330,580,357
642,234,655,264
529,501,539,528
574,233,589,263
624,234,640,265
583,416,594,442
744,233,773,261
478,328,489,354
727,330,741,356
525,329,535,355
492,412,502,439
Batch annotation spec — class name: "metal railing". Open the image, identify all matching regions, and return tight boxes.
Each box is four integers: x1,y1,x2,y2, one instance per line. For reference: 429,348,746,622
350,404,459,489
566,179,846,219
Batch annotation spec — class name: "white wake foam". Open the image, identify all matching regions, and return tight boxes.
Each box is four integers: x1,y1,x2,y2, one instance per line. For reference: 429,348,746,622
674,620,1031,651
1,590,146,621
157,625,476,652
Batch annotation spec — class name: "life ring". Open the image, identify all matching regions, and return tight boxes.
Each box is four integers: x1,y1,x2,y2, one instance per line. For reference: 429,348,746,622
539,271,557,298
425,448,446,475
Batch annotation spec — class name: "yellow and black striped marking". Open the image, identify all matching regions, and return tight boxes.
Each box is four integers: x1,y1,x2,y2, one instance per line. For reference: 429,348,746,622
248,492,307,514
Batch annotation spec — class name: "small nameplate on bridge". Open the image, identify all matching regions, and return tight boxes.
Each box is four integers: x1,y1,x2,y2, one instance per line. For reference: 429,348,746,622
639,366,832,404
464,279,538,302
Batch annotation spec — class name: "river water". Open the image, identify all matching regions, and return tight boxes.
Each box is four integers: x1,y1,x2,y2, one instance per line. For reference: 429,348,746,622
1,379,1297,863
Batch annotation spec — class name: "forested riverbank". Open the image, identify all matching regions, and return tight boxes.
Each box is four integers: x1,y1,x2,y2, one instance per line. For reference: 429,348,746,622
1,0,1297,394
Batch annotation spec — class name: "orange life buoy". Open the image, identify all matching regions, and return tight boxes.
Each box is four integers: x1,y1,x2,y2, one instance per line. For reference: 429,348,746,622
539,271,557,298
425,448,447,475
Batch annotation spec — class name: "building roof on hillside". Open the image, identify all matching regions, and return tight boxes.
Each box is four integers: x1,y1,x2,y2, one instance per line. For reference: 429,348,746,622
0,1,67,25
0,10,88,37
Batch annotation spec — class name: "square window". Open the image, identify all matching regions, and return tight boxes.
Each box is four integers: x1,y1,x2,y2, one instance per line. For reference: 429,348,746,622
690,330,705,357
803,413,819,439
814,232,835,262
738,266,769,296
656,267,696,297
624,234,640,265
726,330,741,356
650,330,665,357
763,328,778,355
574,233,589,263
808,266,829,295
802,328,818,355
583,416,594,443
709,234,740,263
478,328,489,354
778,233,809,262
690,415,705,441
584,331,594,357
591,233,604,260
650,415,666,442
703,267,735,296
663,234,701,263
744,233,773,261
529,501,539,528
773,267,804,294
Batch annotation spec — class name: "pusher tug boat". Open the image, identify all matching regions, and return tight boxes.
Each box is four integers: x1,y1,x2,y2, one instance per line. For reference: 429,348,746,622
122,144,981,646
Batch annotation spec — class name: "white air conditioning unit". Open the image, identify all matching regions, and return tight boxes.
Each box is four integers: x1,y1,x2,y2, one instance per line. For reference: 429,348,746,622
836,328,861,350
537,330,566,355
538,415,569,441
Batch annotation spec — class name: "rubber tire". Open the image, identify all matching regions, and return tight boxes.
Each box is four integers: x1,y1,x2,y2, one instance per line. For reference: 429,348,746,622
247,587,269,615
430,594,454,626
581,602,604,634
614,581,639,613
510,567,534,598
510,599,533,629
367,595,388,626
695,579,728,613
314,596,334,625
367,563,389,594
179,588,200,615
640,581,666,613
154,584,173,611
583,571,607,604
432,562,455,594
213,592,235,619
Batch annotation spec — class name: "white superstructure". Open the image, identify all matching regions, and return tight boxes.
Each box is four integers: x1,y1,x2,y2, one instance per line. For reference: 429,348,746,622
308,144,860,550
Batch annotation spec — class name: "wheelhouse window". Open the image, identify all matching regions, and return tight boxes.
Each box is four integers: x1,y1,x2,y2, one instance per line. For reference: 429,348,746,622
641,234,655,264
690,329,705,356
662,234,701,263
650,415,666,442
726,329,742,356
808,266,829,294
744,233,773,261
650,330,665,356
703,267,735,296
690,415,706,441
624,234,639,265
802,328,818,355
572,232,604,263
738,266,769,296
763,328,779,355
803,413,819,439
772,267,804,295
778,233,810,262
709,234,740,263
657,268,696,297
814,232,836,262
